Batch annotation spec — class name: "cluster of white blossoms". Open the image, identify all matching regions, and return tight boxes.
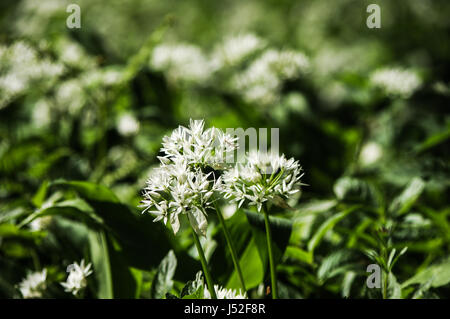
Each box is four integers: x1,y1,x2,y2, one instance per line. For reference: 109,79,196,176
221,150,303,212
18,269,47,299
149,34,309,105
142,119,303,234
370,67,422,98
141,120,238,236
232,49,310,105
211,33,266,68
160,119,238,169
150,43,213,84
0,41,64,109
60,259,93,296
204,284,247,299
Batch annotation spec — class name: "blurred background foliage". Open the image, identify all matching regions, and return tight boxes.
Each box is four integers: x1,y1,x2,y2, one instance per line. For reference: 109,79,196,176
0,0,449,298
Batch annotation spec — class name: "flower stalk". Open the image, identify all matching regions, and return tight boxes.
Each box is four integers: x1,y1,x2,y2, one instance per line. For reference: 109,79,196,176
190,221,217,299
262,203,278,299
213,200,247,293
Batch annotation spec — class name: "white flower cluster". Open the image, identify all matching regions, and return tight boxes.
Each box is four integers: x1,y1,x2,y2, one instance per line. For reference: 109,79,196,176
60,259,93,296
204,284,247,299
211,33,266,68
232,49,310,105
141,120,237,236
18,269,47,299
161,119,238,169
0,41,64,109
222,150,303,211
149,34,309,105
370,67,422,98
142,120,303,231
150,44,213,84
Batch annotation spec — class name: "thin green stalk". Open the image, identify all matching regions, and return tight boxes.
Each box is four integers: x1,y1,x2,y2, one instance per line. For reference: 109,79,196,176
213,201,247,293
191,224,217,299
262,203,278,299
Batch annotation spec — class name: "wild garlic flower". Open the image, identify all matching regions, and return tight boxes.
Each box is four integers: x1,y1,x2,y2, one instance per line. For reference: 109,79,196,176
370,67,422,98
233,49,309,104
222,150,303,211
141,157,221,236
161,119,238,170
60,259,93,296
204,285,247,299
0,41,64,109
18,269,47,299
212,33,266,68
150,44,213,83
142,119,237,236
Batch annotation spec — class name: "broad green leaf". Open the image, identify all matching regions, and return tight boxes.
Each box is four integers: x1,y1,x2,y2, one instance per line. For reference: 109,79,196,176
245,210,293,276
285,246,313,265
389,177,425,216
387,272,402,299
308,206,358,256
52,180,120,203
402,257,450,288
18,199,103,229
88,230,113,299
226,237,264,289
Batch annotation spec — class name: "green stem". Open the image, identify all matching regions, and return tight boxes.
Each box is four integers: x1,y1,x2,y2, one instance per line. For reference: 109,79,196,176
382,271,388,299
262,203,278,299
213,201,247,294
191,225,217,299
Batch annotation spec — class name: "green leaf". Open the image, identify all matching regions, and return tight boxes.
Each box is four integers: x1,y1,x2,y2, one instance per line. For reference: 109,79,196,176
88,230,140,298
333,177,379,206
244,210,292,276
18,199,103,229
389,177,425,216
151,250,177,299
402,257,450,288
308,206,358,256
226,237,264,289
88,230,113,299
387,272,402,299
52,180,120,203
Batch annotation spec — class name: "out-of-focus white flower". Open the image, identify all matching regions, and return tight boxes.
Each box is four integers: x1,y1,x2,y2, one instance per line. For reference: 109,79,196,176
204,284,247,299
222,150,303,211
233,49,309,104
359,142,383,166
0,41,64,109
55,80,85,115
29,216,53,231
60,259,93,296
117,113,140,136
212,33,266,68
82,67,123,88
370,67,422,98
32,99,52,128
54,38,96,70
18,269,47,299
150,44,213,83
